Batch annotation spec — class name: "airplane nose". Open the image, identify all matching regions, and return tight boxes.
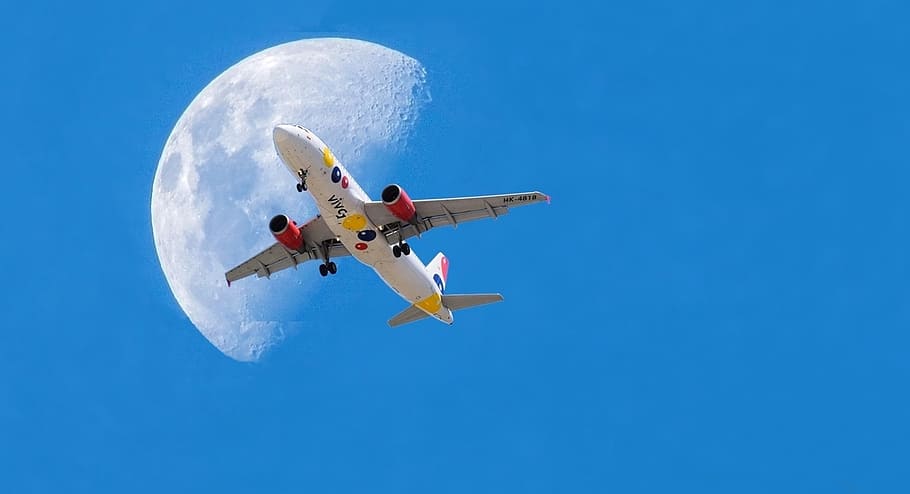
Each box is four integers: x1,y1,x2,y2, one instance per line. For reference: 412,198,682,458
272,125,296,146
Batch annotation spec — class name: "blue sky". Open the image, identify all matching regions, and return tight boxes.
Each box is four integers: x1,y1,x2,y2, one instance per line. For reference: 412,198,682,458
2,0,909,492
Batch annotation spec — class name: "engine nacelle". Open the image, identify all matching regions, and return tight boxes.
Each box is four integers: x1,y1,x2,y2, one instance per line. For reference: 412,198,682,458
269,214,304,251
381,184,416,223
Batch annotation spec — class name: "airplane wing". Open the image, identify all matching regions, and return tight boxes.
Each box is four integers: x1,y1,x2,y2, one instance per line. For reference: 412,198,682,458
362,191,549,243
225,215,348,285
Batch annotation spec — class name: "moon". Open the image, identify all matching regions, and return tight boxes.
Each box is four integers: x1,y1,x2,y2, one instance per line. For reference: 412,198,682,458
151,38,430,362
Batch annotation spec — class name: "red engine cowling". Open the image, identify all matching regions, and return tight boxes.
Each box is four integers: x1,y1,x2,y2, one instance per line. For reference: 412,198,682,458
381,184,416,222
269,214,303,251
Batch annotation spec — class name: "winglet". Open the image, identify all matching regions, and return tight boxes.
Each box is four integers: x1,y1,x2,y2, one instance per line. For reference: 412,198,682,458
226,276,232,287
546,194,551,204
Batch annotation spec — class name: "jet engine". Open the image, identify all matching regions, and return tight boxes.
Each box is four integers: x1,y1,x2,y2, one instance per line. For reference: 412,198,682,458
381,184,416,222
269,214,304,251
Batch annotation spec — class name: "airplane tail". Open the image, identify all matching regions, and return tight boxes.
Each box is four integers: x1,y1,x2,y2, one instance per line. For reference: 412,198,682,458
387,253,503,327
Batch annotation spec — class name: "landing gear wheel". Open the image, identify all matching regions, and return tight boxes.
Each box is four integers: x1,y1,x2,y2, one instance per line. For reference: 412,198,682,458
319,264,328,277
296,183,304,193
401,242,411,256
327,261,337,274
392,245,402,258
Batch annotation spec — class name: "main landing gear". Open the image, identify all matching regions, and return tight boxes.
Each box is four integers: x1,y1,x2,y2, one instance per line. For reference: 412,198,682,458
318,261,337,277
391,223,411,258
296,169,308,192
318,240,337,277
392,241,411,258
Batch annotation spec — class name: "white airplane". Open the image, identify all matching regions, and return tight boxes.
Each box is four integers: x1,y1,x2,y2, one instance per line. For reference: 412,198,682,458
226,124,548,327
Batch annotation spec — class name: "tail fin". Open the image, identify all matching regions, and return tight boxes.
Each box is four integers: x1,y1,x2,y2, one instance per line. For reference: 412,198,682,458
425,252,450,293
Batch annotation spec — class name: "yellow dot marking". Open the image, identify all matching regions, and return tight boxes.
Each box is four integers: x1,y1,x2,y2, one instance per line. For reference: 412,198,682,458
342,214,367,231
323,147,335,167
415,293,442,314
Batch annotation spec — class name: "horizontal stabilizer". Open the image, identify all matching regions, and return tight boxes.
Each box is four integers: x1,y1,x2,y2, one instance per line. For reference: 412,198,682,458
388,305,432,328
442,293,504,311
388,294,504,328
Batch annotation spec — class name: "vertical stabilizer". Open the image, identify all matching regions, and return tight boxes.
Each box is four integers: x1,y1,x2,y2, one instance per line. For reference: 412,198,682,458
425,252,449,293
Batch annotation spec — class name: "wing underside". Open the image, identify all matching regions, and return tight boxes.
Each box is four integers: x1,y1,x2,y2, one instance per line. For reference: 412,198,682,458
225,215,348,284
363,191,548,244
225,191,548,284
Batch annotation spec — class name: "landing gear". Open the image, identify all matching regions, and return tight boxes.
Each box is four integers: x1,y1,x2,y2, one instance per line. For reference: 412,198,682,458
391,222,411,258
296,169,308,192
318,261,337,277
392,241,411,258
318,240,337,276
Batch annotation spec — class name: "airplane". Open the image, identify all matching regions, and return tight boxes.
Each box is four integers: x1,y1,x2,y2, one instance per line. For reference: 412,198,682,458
226,124,548,327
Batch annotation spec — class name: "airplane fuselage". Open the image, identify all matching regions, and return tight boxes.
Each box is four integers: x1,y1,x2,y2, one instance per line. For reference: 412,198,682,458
272,124,453,323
